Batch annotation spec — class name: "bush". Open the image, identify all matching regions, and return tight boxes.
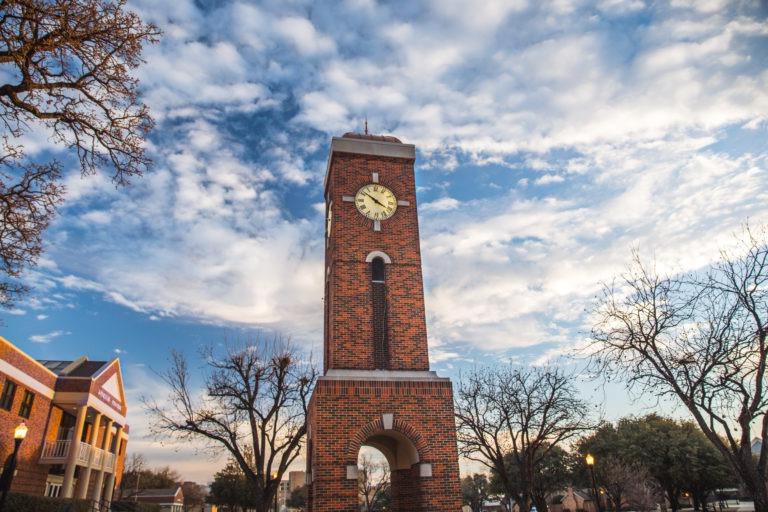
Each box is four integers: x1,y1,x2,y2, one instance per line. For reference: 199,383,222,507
111,501,162,512
4,493,90,512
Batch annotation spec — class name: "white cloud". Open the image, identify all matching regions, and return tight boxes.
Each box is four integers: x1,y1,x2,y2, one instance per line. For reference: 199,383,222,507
534,174,565,185
30,330,69,344
422,197,461,212
274,17,336,56
36,314,48,320
20,0,767,484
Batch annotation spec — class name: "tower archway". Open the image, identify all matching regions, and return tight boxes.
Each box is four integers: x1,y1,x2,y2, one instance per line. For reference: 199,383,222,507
346,417,431,511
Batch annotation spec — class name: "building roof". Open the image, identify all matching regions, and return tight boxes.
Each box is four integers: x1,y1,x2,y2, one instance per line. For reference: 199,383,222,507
342,132,402,143
38,357,108,377
128,487,182,498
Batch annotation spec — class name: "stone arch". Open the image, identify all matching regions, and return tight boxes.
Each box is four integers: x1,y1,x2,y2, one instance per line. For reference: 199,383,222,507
365,250,392,263
346,416,430,470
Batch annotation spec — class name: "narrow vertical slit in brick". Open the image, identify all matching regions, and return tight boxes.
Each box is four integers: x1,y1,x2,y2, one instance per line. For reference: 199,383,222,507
371,257,389,369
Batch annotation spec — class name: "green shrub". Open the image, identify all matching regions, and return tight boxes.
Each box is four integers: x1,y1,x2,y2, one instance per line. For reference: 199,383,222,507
4,493,90,512
111,501,162,512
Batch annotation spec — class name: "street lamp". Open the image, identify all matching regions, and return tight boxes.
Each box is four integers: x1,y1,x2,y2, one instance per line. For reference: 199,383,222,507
585,454,603,512
0,422,29,512
272,472,279,512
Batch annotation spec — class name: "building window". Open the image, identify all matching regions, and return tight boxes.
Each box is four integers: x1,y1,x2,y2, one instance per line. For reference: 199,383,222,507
371,256,385,282
0,380,17,411
19,390,35,418
45,482,62,498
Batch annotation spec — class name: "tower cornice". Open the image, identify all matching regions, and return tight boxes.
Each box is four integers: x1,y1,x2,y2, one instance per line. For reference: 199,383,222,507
324,136,415,191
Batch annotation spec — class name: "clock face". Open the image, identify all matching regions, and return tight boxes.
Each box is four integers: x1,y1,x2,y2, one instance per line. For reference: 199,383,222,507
355,184,397,221
326,203,333,239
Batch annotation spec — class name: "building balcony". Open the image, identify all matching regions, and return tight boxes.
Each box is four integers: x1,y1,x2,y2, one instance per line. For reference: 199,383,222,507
39,440,116,472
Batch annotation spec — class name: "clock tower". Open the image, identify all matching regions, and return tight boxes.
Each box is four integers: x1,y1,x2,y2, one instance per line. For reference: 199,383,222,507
307,133,462,511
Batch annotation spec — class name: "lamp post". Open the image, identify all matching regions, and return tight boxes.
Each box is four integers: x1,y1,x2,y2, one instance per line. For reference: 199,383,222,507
272,472,279,512
585,454,603,512
0,422,28,512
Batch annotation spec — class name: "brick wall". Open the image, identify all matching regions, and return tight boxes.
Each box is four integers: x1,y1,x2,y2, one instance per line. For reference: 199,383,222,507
310,136,462,511
324,152,430,372
308,378,462,511
0,339,59,496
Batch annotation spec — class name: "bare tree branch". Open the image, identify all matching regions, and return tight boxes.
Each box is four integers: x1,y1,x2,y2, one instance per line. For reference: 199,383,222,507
589,225,768,512
143,336,317,512
455,365,595,512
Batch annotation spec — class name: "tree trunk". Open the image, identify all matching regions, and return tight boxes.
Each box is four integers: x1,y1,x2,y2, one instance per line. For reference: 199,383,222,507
751,480,768,512
609,491,622,512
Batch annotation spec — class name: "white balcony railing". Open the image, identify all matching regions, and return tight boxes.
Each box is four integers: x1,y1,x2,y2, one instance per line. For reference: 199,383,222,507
76,441,91,465
40,440,92,466
40,440,115,472
40,440,71,463
91,447,105,468
103,451,116,472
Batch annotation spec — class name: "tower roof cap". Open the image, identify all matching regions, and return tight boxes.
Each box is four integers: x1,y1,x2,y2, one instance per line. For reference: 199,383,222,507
342,132,402,143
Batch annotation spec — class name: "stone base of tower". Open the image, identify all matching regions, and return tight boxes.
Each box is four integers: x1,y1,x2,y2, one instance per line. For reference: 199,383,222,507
306,370,462,512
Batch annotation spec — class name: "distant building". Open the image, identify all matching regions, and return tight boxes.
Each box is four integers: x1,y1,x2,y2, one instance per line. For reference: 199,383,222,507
549,486,598,512
278,479,290,509
0,336,129,505
288,470,306,493
126,487,184,512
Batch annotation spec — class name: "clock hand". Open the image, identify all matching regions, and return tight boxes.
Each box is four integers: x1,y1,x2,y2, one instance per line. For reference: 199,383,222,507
364,192,385,207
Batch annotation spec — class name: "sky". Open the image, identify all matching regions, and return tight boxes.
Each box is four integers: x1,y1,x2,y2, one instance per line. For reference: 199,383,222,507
2,0,768,484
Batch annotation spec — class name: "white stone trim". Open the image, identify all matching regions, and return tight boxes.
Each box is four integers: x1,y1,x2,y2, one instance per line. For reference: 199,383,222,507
365,251,392,263
325,137,415,188
322,369,450,382
382,413,393,430
342,195,355,202
0,359,55,399
397,200,410,206
87,394,126,425
372,172,379,183
0,336,58,378
373,220,381,232
346,465,358,480
419,463,432,477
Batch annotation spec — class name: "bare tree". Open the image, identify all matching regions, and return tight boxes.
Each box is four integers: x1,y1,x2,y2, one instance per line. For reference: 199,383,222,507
358,453,390,512
144,338,317,512
589,226,768,512
117,452,146,500
0,0,159,305
455,365,594,512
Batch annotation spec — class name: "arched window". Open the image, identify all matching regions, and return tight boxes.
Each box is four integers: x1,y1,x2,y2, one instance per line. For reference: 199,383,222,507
371,257,385,282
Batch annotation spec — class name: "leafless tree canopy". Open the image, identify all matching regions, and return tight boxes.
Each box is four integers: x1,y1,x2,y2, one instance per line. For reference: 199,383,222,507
144,338,317,512
589,226,768,511
358,452,390,512
0,144,60,306
455,365,594,512
0,0,158,306
0,0,159,180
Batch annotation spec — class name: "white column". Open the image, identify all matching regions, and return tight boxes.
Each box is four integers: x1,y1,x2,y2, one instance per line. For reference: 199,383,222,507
90,419,114,504
76,411,102,499
62,405,88,498
103,425,123,507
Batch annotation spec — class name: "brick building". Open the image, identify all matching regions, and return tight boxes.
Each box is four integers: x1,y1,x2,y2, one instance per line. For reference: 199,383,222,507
126,487,184,512
307,133,462,511
0,335,129,505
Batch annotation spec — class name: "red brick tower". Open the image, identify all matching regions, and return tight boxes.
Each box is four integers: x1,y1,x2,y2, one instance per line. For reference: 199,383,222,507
307,133,462,511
